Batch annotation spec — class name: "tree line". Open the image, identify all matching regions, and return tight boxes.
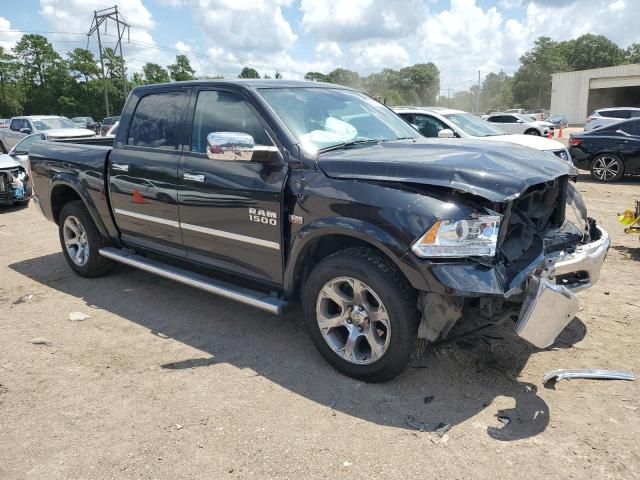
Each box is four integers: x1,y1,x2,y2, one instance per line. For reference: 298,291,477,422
1,32,638,119
445,34,640,113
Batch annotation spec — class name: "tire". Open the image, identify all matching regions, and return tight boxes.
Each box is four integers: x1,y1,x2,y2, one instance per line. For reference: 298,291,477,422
58,200,115,277
302,247,419,383
589,153,624,182
524,129,541,136
13,199,30,207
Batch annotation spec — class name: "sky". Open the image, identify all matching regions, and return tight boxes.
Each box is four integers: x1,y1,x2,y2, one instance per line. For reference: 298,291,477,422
0,0,639,93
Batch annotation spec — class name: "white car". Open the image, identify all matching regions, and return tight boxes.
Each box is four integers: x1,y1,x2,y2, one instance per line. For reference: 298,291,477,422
393,107,570,161
0,116,95,152
584,107,640,132
485,112,554,136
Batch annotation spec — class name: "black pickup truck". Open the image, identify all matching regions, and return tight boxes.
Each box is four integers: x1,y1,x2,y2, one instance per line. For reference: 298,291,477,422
29,80,610,382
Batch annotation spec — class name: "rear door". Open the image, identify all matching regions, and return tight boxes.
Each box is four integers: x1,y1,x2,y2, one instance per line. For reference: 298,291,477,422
177,87,286,284
108,88,191,254
617,120,640,173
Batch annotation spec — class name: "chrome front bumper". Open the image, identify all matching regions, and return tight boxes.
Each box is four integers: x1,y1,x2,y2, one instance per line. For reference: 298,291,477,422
515,226,610,348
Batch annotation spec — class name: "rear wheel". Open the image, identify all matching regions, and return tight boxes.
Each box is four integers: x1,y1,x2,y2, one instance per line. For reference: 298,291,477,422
524,129,541,136
590,153,624,182
58,200,114,277
303,247,419,383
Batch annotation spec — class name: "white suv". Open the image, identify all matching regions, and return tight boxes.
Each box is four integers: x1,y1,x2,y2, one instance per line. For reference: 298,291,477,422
485,112,554,136
393,107,570,161
584,107,640,132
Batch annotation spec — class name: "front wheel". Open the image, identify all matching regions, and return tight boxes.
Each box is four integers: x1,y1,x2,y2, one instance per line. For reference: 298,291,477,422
590,154,624,182
58,200,115,277
303,248,419,383
524,129,541,136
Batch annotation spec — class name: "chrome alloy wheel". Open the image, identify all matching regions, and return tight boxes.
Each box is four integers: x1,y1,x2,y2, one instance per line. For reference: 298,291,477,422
63,215,90,267
315,277,391,365
592,156,621,181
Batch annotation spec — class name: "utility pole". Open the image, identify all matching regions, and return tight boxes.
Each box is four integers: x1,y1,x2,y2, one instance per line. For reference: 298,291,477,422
87,6,130,117
476,70,481,113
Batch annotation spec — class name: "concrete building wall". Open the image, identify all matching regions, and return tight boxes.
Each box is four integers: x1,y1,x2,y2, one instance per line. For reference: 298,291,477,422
551,64,640,125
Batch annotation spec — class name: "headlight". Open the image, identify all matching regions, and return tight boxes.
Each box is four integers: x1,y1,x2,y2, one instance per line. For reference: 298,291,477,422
411,214,502,258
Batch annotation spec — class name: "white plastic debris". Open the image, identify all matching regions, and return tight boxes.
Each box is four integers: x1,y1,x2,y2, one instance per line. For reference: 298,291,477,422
68,311,91,322
30,338,53,346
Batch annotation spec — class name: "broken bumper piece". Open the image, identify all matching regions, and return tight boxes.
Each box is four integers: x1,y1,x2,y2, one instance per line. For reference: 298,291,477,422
516,226,610,348
543,369,636,383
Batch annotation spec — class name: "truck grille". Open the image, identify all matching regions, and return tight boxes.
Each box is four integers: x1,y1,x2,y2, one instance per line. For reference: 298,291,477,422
499,177,567,263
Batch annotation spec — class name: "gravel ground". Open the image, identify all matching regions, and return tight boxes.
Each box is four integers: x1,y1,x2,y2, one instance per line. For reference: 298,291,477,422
1,173,638,479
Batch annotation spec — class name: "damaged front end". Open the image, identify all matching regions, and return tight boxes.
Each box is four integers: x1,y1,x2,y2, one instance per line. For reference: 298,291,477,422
418,178,610,349
0,167,30,206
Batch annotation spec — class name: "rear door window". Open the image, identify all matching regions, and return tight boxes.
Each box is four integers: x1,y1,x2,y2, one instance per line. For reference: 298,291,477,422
620,121,640,136
601,109,631,119
127,91,189,150
10,119,21,131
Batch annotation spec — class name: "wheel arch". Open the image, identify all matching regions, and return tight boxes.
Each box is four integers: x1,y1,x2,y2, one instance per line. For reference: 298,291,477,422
50,175,109,238
284,219,425,300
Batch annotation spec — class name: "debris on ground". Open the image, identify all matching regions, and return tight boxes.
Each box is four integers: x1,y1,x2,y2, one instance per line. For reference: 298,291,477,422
30,338,53,346
497,415,511,425
175,424,183,430
13,294,34,304
543,368,636,384
68,311,91,322
423,395,434,404
435,423,451,437
342,462,352,467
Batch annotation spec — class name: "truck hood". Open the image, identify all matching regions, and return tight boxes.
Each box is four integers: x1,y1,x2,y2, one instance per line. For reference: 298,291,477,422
0,153,21,170
481,134,565,151
45,128,96,138
316,138,577,203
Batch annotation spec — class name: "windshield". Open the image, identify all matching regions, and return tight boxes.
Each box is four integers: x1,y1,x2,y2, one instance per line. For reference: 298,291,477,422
32,117,77,130
258,88,419,152
444,113,505,137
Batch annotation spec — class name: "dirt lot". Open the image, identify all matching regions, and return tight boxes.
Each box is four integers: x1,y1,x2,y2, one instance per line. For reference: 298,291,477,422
1,174,638,480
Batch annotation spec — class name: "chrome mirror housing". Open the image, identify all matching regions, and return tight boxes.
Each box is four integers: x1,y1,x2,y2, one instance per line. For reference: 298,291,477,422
206,132,254,161
437,128,455,138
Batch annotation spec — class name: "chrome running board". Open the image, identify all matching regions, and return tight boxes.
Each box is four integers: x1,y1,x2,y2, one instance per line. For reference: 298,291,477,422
99,247,288,314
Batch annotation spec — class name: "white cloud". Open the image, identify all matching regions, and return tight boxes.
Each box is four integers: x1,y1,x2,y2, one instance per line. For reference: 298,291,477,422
315,41,342,57
351,42,410,71
174,41,191,53
0,17,20,51
38,0,167,72
300,0,429,42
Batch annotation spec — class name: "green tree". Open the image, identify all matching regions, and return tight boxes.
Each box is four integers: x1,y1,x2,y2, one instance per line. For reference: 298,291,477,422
304,71,328,82
480,71,513,112
326,68,360,87
397,63,440,105
626,43,640,63
142,63,170,84
560,34,626,71
512,37,569,109
0,46,22,116
238,67,260,78
168,54,195,81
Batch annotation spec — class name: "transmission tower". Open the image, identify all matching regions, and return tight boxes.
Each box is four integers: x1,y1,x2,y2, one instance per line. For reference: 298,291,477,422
87,6,130,117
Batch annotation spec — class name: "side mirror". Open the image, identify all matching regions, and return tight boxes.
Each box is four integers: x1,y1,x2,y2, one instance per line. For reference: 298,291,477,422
206,132,254,161
20,128,32,134
516,119,524,124
437,128,455,138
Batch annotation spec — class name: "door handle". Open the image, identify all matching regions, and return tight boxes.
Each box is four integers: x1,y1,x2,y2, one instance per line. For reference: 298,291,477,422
183,173,205,183
112,163,129,172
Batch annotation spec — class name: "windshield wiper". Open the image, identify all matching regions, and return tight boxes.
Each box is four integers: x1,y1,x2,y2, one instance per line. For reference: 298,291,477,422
317,139,381,153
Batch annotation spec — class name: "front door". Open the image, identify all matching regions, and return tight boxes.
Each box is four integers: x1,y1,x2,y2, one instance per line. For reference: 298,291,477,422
178,88,286,284
109,89,191,254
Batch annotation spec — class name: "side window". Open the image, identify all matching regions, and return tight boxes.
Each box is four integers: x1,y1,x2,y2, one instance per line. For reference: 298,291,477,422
605,110,630,119
399,113,414,124
620,121,640,136
10,119,21,131
414,114,447,137
127,91,189,150
22,120,31,130
13,133,46,153
191,90,271,154
487,115,502,123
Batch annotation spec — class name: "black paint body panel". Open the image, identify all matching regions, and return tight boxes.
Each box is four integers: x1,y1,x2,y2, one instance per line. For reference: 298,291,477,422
28,79,574,301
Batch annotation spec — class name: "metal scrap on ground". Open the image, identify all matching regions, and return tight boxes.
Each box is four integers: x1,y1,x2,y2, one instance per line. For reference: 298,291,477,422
543,368,636,384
